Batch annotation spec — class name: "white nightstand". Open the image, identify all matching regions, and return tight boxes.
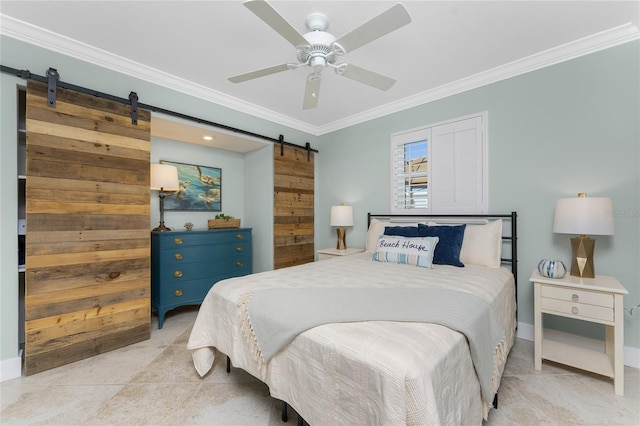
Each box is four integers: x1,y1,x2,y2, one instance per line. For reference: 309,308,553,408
530,270,628,395
317,247,364,261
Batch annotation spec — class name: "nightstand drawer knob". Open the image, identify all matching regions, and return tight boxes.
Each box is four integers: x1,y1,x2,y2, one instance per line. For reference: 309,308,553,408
236,246,243,253
173,238,183,245
236,261,244,268
174,289,183,297
174,253,183,260
174,270,183,278
572,294,579,302
236,233,244,240
571,306,579,315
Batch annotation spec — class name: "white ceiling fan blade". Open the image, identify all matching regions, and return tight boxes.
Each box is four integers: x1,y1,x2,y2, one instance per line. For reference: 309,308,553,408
333,3,411,54
338,64,396,91
244,0,308,48
228,64,290,83
303,75,321,110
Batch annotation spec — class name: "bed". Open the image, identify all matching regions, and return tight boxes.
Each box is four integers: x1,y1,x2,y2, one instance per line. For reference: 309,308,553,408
187,213,518,425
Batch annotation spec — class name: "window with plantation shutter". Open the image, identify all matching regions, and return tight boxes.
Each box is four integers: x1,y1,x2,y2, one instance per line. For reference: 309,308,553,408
391,129,430,211
390,113,487,214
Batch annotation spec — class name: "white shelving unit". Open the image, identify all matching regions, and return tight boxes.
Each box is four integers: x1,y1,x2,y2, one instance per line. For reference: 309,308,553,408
18,88,26,348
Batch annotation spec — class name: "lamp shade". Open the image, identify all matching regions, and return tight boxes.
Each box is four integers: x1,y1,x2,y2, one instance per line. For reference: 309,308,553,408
553,195,614,236
330,205,353,227
150,164,179,191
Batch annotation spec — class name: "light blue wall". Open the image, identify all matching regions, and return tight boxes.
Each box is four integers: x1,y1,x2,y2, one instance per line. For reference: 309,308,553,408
317,41,640,348
245,145,275,273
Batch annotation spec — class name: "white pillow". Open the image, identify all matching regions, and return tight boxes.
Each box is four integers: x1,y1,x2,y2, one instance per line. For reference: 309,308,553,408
372,235,439,268
458,219,503,268
365,219,424,252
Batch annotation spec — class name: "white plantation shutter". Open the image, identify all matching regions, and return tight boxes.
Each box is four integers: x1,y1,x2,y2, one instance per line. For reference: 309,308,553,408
391,128,430,212
391,113,487,214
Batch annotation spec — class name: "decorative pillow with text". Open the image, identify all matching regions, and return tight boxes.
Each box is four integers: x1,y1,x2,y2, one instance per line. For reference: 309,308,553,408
372,235,439,268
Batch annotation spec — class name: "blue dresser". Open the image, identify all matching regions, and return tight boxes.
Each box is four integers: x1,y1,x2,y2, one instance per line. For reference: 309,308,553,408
151,228,252,328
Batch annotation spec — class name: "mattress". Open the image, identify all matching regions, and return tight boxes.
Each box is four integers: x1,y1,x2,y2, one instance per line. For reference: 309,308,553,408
187,252,516,425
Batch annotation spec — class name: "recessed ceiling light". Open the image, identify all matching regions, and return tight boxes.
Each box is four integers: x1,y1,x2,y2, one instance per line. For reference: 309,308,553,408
203,135,214,141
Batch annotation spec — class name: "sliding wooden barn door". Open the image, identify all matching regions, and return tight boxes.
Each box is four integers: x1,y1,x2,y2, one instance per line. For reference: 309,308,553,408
273,145,315,269
24,81,151,375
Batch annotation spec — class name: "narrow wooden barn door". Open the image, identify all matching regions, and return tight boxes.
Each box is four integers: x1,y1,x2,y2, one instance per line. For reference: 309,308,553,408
273,145,315,269
24,81,151,375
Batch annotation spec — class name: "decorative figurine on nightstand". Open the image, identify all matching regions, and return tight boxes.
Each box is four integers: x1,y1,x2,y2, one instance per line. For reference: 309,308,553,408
537,259,567,278
184,222,194,231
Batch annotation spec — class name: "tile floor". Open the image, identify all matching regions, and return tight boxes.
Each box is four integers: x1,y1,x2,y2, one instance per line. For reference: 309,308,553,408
2,306,639,425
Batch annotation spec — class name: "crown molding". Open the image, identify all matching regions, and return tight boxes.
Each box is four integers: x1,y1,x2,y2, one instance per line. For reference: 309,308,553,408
2,14,638,137
318,23,640,135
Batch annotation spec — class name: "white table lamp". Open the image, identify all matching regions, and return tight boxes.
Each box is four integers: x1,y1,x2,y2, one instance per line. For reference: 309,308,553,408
330,204,353,250
151,163,179,231
553,193,614,278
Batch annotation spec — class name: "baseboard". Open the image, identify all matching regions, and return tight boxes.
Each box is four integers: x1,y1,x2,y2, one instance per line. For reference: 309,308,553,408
0,353,22,382
516,321,640,369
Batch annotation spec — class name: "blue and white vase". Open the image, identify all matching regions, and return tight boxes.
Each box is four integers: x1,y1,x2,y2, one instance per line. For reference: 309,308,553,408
538,259,567,279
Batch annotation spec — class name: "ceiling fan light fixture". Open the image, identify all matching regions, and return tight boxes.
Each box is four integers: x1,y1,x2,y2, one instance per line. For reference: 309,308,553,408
310,56,326,72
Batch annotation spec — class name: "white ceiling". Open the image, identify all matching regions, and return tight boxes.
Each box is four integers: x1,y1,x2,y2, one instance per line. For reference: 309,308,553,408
1,1,639,138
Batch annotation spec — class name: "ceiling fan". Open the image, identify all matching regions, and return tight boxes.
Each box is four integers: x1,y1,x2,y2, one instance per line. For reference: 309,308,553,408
228,0,412,110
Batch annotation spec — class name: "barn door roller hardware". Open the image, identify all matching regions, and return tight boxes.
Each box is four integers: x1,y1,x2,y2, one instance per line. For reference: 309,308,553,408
1,64,318,155
46,68,59,107
129,92,138,125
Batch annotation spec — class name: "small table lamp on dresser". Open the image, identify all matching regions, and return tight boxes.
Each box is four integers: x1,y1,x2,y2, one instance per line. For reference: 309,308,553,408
151,163,179,232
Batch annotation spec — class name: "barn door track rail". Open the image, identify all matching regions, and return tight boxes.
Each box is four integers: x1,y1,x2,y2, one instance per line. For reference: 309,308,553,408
2,65,318,157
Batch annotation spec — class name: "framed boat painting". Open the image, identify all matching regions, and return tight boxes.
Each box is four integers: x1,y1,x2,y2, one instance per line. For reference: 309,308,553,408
160,160,221,211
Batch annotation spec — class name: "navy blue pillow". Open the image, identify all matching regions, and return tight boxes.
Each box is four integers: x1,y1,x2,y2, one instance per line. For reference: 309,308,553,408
384,226,420,237
417,224,466,267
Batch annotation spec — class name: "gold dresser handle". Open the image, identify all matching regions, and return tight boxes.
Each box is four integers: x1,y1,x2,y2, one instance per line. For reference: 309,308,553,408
236,261,244,268
236,233,243,240
174,270,183,278
173,237,183,245
572,294,579,302
174,253,183,260
174,289,183,297
236,246,243,253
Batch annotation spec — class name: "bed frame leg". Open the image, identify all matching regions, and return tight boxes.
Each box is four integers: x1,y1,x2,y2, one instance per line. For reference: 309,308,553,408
297,414,303,426
492,393,498,409
282,401,288,422
226,356,231,374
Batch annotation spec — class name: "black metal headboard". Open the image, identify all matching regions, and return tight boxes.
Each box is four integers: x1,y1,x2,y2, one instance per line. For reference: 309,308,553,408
367,212,518,316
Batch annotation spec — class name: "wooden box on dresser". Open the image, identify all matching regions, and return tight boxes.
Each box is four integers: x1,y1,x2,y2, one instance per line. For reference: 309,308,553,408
151,228,252,328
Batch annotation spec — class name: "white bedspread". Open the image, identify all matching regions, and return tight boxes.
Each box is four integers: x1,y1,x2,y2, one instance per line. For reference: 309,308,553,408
187,252,516,425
